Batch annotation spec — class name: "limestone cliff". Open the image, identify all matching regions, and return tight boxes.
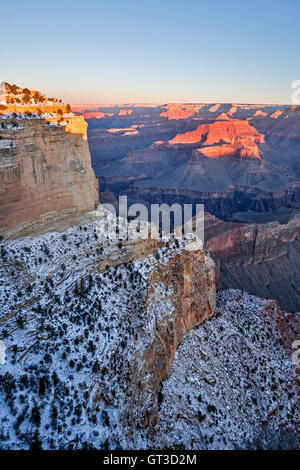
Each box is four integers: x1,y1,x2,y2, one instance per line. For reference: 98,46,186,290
0,83,98,239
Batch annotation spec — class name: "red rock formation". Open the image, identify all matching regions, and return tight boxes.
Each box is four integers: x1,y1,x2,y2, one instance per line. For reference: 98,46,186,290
209,103,221,113
216,112,230,120
118,109,133,116
170,119,265,145
71,104,104,112
160,104,204,120
251,110,268,118
269,110,284,119
80,111,113,119
169,118,265,159
70,105,114,119
195,142,260,159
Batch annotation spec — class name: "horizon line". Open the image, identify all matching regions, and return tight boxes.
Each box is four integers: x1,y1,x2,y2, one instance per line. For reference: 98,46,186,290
70,101,291,106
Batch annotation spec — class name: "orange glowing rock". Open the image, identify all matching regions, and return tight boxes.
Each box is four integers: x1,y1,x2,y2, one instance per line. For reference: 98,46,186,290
170,119,264,144
118,109,133,116
216,112,230,120
252,110,268,118
269,109,284,119
160,104,204,120
169,119,265,159
209,104,221,113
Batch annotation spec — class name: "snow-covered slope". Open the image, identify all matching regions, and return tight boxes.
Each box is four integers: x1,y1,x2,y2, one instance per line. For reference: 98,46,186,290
153,290,300,450
0,218,215,449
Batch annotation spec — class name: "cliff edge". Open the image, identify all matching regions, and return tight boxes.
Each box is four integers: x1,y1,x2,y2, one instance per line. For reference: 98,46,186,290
0,82,98,239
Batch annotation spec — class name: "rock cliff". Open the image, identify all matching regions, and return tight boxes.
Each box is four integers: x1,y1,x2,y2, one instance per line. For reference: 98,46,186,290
205,213,300,311
0,83,98,239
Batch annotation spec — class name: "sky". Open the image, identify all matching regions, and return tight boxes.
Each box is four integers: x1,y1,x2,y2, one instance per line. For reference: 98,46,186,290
1,0,300,104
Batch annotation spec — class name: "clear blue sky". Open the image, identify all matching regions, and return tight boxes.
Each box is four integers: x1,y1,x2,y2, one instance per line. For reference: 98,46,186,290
1,0,299,104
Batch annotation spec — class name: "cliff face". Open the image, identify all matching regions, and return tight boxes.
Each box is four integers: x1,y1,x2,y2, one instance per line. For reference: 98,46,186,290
125,183,300,222
0,83,98,239
160,104,204,120
0,218,215,449
124,246,215,433
205,213,300,311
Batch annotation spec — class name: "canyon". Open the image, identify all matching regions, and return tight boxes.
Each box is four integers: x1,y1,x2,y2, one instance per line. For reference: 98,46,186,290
0,84,216,449
0,217,216,449
0,84,299,449
79,102,300,221
1,218,298,449
75,101,300,311
205,212,300,312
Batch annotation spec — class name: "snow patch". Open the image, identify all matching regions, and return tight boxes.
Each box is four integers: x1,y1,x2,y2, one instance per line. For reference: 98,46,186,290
0,341,6,365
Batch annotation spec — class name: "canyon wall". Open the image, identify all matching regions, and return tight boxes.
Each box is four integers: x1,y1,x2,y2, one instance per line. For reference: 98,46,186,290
154,290,300,449
205,213,300,311
0,84,99,239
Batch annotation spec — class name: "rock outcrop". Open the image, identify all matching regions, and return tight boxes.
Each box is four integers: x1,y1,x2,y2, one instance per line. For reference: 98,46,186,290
169,119,265,159
205,213,300,311
0,83,99,239
195,142,260,159
160,104,204,120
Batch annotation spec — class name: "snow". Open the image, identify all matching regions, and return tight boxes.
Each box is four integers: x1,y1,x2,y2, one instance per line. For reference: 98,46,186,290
0,216,298,450
0,341,6,365
0,216,185,449
152,290,300,450
0,139,15,148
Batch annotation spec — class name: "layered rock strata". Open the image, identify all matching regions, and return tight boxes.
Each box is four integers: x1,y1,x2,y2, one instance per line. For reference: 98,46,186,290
0,83,98,238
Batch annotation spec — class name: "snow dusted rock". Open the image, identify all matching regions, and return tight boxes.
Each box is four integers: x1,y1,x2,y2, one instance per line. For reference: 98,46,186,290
0,220,215,449
153,290,300,450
